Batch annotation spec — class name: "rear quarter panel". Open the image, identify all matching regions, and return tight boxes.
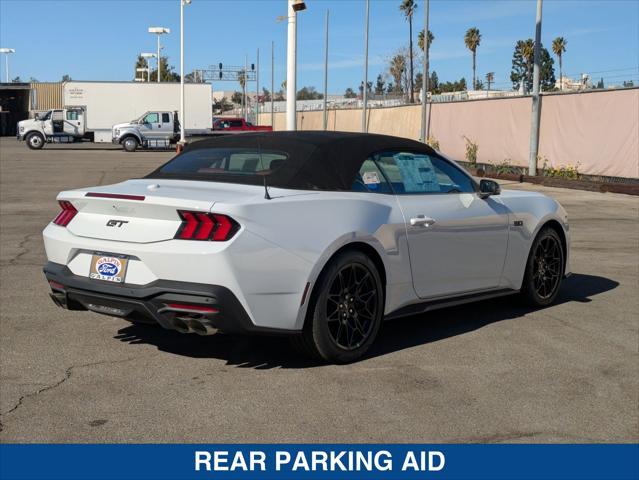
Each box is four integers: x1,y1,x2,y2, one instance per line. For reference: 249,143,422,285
219,190,415,329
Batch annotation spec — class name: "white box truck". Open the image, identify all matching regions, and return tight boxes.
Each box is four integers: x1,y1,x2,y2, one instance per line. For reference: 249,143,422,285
17,81,212,148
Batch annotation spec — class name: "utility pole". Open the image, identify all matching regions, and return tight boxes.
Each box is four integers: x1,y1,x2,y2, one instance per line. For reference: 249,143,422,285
528,0,543,176
256,48,260,125
361,0,370,133
244,54,248,121
322,9,329,131
420,0,430,143
271,41,275,129
286,0,298,130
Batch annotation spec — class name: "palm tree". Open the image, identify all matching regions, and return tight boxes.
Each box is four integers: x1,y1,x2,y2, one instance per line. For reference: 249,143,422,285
485,72,494,91
399,0,417,103
389,54,406,94
464,27,481,90
552,37,567,90
418,29,434,53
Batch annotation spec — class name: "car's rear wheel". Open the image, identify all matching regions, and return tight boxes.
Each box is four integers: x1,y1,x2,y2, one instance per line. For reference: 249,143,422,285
122,137,138,152
521,227,565,306
293,250,384,363
26,132,45,150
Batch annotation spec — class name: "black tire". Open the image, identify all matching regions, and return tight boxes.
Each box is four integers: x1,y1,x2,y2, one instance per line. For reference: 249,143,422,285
26,132,45,150
122,136,138,152
292,250,384,363
521,227,565,307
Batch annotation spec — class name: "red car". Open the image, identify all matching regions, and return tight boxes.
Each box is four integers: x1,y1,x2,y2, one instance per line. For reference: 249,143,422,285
212,118,272,133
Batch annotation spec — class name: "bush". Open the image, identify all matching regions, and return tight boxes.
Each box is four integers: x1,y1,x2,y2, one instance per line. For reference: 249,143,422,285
463,136,478,167
541,156,580,179
426,136,440,151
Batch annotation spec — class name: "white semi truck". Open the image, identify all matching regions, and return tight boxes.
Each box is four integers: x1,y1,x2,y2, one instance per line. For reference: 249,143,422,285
17,81,212,149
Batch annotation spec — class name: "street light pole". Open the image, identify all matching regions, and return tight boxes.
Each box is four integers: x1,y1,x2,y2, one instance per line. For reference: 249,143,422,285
256,48,260,125
0,48,16,83
244,54,248,121
286,0,297,130
271,41,275,129
323,9,329,131
141,53,156,82
420,0,430,143
179,1,190,145
361,0,370,133
528,0,543,176
148,27,170,83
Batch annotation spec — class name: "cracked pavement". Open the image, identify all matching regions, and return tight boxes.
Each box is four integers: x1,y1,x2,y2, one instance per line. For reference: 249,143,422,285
0,138,637,442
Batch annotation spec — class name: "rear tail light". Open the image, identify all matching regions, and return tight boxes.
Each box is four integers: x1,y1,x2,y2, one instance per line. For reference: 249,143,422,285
52,200,78,226
175,210,239,241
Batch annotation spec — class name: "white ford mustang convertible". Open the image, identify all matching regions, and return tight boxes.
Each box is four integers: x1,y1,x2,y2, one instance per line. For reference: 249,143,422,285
44,132,570,362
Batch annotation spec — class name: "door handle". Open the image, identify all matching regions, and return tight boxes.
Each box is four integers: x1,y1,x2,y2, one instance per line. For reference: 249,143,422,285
410,215,436,227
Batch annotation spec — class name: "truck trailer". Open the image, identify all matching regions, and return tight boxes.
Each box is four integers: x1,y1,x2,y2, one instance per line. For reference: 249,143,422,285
17,81,212,147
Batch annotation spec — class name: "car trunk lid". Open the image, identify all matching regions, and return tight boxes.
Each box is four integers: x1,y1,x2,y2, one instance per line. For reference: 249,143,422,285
58,179,261,243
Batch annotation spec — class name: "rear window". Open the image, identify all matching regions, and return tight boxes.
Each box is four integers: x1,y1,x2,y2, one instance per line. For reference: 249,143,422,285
158,148,288,176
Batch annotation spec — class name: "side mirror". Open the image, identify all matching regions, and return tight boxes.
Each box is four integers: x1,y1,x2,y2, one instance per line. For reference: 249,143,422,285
479,179,501,198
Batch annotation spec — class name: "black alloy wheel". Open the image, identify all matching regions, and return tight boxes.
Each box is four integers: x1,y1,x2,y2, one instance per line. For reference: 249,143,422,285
532,235,563,300
293,250,384,363
326,263,378,350
522,227,565,306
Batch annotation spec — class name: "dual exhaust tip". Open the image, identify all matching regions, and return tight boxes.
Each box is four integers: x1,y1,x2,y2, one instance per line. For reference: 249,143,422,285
170,316,217,336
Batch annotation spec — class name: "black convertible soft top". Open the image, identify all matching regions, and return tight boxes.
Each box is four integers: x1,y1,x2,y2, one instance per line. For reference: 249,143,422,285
147,131,438,191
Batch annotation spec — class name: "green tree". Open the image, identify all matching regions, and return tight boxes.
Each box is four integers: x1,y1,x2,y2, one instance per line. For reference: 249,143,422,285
296,86,323,100
134,55,149,81
485,71,495,90
213,97,233,113
510,39,555,92
414,72,423,92
231,91,243,104
464,27,481,89
429,71,439,93
418,29,434,53
344,87,358,98
359,81,373,98
261,87,272,102
389,53,406,95
61,74,72,82
552,37,567,90
149,56,180,82
438,77,467,93
399,0,417,103
374,74,386,95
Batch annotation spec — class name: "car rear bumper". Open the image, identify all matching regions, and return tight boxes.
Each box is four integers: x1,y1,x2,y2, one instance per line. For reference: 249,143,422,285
43,261,295,336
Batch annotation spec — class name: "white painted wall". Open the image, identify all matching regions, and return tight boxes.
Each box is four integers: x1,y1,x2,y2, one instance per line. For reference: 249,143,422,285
64,81,211,142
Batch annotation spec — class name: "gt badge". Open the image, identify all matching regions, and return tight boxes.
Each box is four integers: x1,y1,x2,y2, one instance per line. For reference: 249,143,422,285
106,219,129,227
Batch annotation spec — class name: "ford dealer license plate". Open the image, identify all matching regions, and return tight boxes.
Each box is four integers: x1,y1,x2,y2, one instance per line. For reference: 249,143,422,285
89,254,129,283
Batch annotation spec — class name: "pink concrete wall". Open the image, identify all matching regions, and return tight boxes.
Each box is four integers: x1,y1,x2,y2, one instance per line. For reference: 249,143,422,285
260,88,639,178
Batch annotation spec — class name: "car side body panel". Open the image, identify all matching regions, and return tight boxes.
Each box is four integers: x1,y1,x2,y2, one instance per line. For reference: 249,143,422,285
43,178,569,333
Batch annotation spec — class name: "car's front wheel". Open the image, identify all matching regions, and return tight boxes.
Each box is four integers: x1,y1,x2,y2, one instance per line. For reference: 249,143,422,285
521,227,565,306
26,132,45,150
122,137,138,152
293,250,384,363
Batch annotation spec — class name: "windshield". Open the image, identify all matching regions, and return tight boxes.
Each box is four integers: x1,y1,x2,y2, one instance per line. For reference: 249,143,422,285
39,111,52,121
156,148,289,178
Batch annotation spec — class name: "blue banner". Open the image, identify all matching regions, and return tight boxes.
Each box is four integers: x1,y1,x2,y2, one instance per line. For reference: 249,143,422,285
1,444,637,480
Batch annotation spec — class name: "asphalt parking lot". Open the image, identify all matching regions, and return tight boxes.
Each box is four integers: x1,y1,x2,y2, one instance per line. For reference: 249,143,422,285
0,137,637,443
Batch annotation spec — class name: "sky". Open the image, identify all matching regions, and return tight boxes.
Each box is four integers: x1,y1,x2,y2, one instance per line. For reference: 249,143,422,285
1,0,638,93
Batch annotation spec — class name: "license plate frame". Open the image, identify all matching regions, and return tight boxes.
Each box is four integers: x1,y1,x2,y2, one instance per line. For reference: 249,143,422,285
89,253,129,283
